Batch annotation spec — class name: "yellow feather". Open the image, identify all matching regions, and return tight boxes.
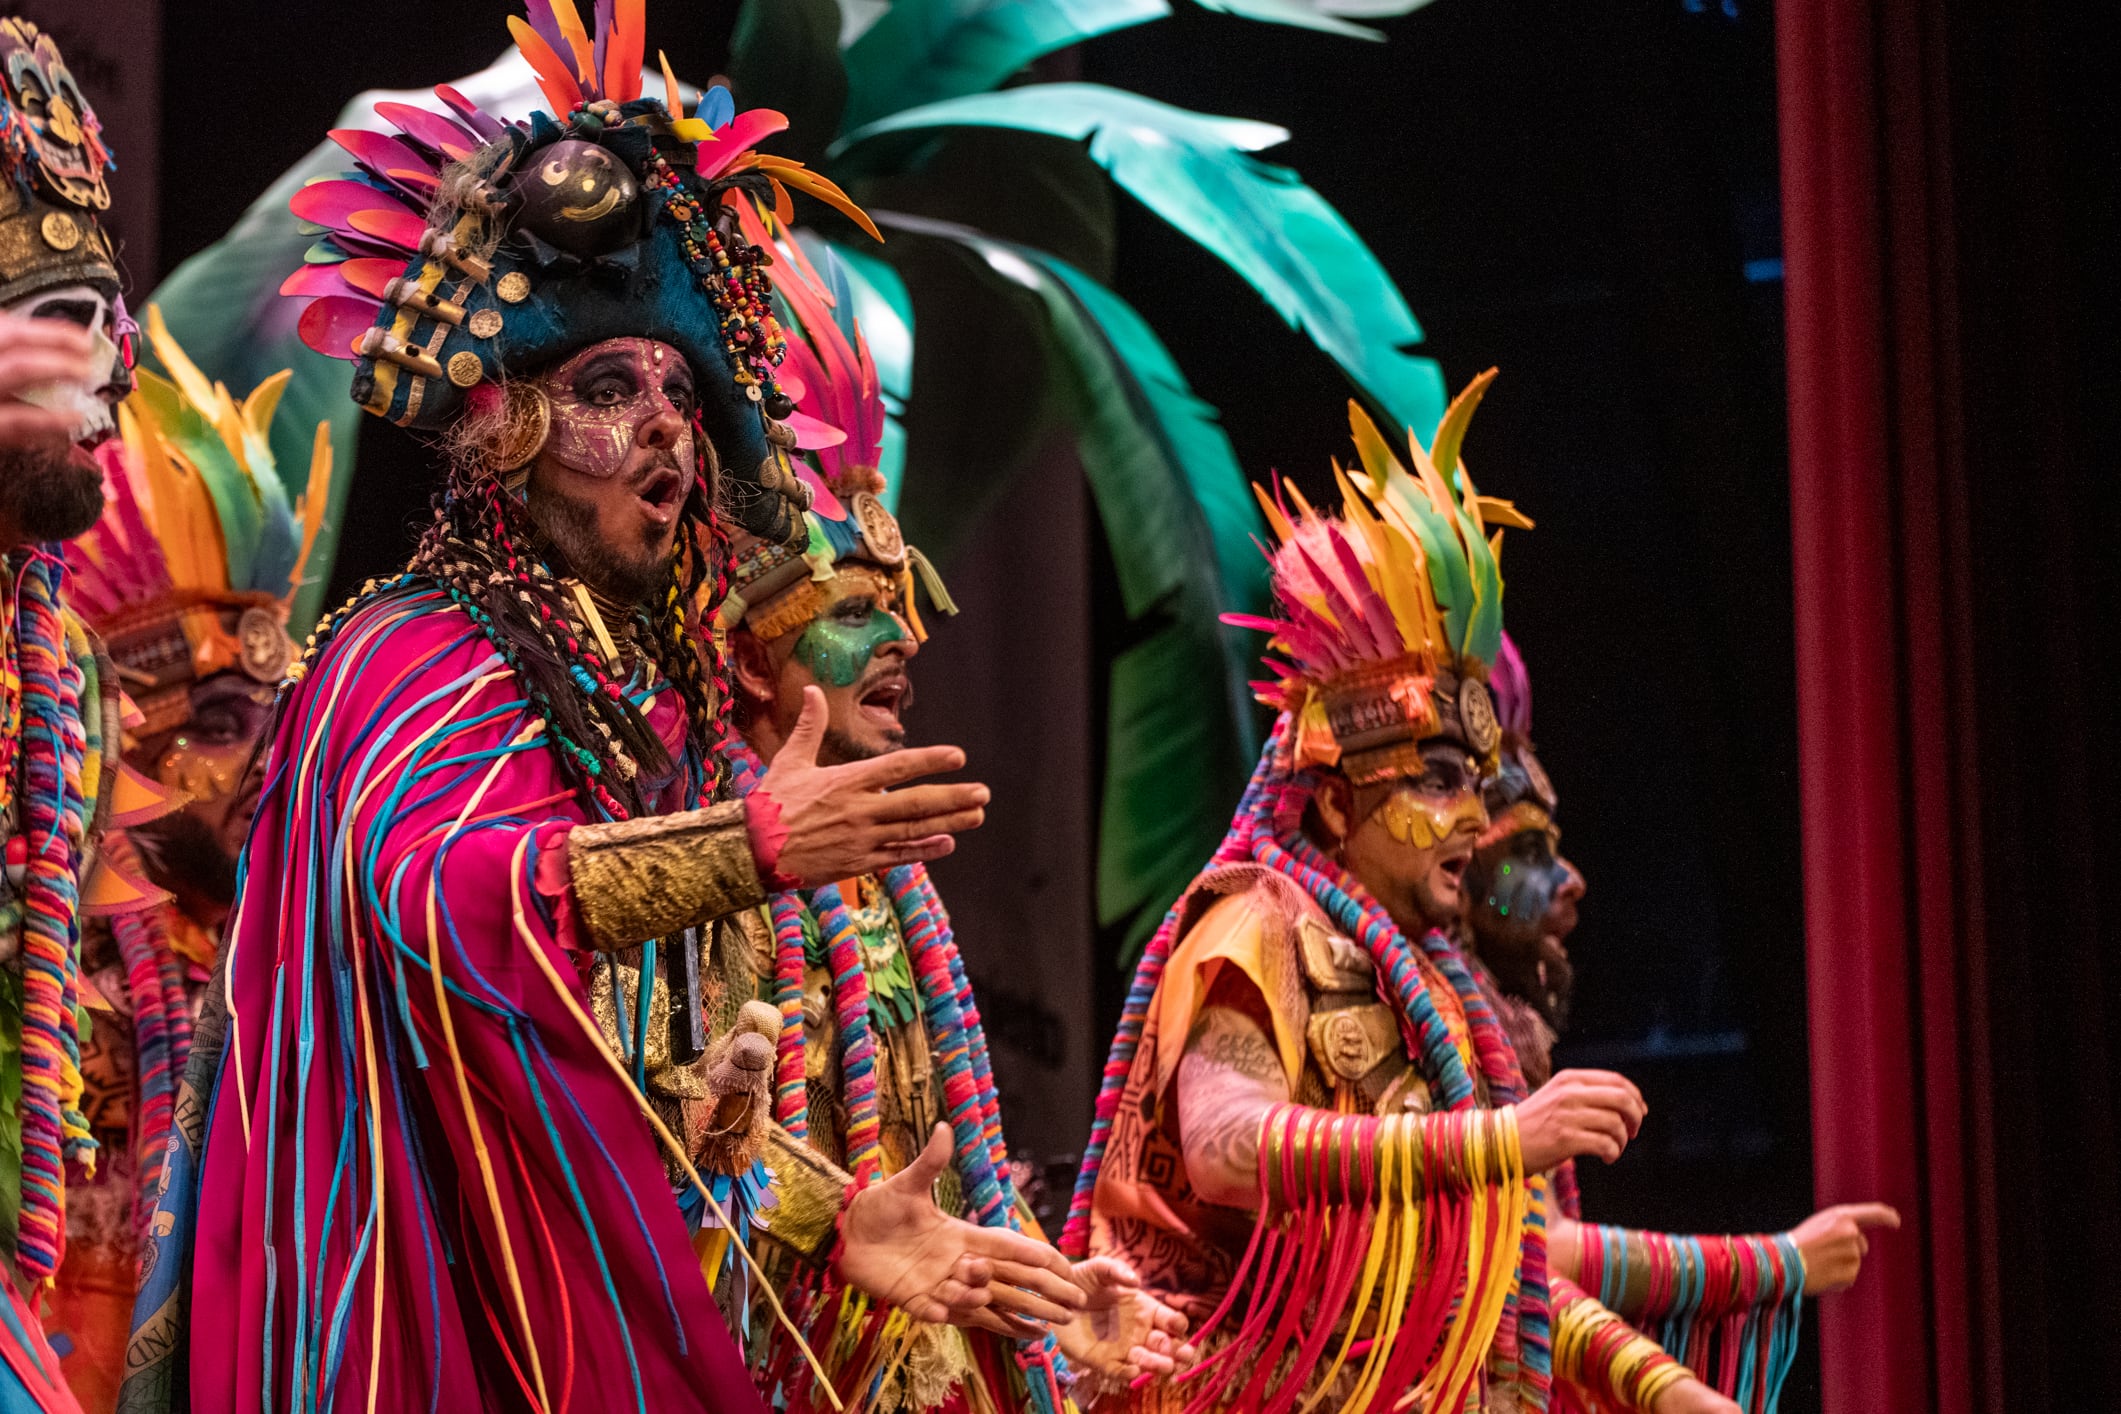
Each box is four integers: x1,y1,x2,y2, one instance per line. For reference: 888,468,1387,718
1251,481,1296,546
1283,478,1320,524
754,157,883,243
1430,366,1498,486
1476,495,1534,530
1337,466,1429,656
242,368,291,448
1344,399,1402,484
289,419,335,601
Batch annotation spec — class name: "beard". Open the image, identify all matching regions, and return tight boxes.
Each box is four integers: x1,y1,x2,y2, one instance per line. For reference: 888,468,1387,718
525,472,674,606
0,440,105,543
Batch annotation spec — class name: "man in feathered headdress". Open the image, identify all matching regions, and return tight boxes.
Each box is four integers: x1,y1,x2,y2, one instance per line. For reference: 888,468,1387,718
1,18,143,1411
1064,375,1654,1413
1461,637,1898,1414
709,248,1193,1412
181,7,1085,1411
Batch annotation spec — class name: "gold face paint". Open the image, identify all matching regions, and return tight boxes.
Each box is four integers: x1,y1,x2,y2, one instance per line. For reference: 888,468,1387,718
1372,783,1487,850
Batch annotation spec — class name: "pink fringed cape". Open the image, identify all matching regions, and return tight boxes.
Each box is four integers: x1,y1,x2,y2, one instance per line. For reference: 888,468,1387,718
189,590,762,1414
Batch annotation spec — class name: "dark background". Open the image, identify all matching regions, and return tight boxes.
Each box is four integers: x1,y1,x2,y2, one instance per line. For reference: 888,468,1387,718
134,0,1817,1403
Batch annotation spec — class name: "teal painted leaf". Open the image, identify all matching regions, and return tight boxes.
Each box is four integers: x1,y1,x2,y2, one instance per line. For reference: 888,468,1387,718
1188,0,1435,41
878,214,1260,957
839,0,1170,133
727,0,849,167
834,83,1448,441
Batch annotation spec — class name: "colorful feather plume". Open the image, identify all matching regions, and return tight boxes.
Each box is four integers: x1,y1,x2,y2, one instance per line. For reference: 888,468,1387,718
1237,369,1525,711
70,307,333,622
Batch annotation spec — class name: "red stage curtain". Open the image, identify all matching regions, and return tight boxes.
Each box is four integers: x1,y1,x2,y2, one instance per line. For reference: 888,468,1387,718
1780,1,2121,1411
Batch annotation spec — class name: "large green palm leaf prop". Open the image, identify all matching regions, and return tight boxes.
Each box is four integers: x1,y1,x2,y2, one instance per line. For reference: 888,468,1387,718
146,0,1447,957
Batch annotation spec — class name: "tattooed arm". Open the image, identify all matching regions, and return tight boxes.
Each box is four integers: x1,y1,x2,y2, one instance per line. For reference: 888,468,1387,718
1175,972,1292,1209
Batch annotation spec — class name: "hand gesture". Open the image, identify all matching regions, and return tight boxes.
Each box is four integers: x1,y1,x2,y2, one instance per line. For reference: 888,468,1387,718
1514,1068,1648,1172
1790,1202,1900,1294
0,313,98,444
1056,1255,1198,1380
756,687,989,886
836,1124,1086,1338
1651,1376,1742,1414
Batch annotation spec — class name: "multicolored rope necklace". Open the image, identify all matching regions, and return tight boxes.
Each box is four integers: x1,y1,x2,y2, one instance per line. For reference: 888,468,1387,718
722,740,1065,1412
6,547,97,1282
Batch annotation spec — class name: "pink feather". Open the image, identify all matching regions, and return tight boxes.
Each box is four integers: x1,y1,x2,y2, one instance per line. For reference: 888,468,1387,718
433,83,507,141
328,129,438,200
289,178,408,230
373,102,478,162
695,108,790,177
297,296,383,360
346,207,428,252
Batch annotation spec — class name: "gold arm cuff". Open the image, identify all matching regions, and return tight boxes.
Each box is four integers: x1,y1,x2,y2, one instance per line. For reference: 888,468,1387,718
760,1122,851,1262
567,801,767,951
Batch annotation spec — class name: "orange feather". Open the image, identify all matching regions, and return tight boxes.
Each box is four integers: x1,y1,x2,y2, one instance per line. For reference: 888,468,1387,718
604,0,646,102
509,17,583,115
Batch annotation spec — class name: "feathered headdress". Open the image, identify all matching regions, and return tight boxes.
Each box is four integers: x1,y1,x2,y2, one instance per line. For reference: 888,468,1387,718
278,0,875,544
714,232,954,643
71,306,332,737
1229,370,1533,783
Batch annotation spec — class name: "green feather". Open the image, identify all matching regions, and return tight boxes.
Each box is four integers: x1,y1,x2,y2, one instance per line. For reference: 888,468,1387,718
130,373,270,593
834,83,1447,439
839,0,1170,134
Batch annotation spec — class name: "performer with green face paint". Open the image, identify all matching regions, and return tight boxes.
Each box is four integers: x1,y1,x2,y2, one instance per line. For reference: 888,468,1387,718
715,259,1193,1412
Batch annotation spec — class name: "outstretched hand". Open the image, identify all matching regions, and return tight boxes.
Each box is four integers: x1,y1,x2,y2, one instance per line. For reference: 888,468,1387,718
1651,1376,1743,1414
835,1124,1086,1339
1791,1202,1900,1294
756,687,989,886
1057,1255,1198,1381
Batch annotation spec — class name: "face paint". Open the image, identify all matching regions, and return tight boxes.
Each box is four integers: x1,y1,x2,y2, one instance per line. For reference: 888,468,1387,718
538,337,694,480
1372,783,1487,849
792,609,906,688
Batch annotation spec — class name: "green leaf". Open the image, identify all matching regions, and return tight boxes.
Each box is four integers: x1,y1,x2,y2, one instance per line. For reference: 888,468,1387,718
1187,0,1436,41
874,214,1261,958
834,83,1448,441
839,0,1170,133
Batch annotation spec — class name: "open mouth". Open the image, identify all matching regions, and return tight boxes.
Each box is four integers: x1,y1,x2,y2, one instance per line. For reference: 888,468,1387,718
635,466,686,523
1436,848,1472,890
857,676,910,729
75,400,116,450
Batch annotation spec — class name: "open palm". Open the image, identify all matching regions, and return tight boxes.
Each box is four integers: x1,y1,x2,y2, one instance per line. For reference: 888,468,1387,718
836,1123,1085,1338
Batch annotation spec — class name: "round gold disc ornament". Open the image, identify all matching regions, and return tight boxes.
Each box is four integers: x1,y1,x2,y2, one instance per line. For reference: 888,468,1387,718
1457,677,1501,757
237,606,294,683
447,351,485,387
850,492,906,567
39,210,79,251
467,308,504,339
496,271,532,303
1518,745,1556,813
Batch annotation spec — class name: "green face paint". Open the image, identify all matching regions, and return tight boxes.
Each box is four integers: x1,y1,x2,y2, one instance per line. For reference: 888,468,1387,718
792,609,905,688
